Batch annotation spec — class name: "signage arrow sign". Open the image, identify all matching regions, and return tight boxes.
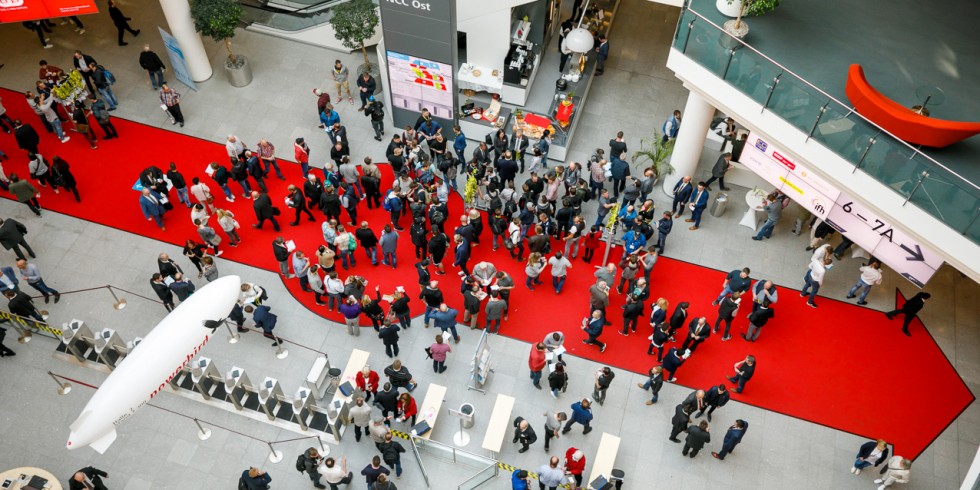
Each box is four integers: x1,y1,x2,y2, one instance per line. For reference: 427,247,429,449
900,244,925,262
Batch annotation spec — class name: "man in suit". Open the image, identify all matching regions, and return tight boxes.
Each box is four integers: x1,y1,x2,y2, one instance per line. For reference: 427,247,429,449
704,152,733,191
668,402,692,442
13,119,40,155
680,316,710,353
509,129,530,173
595,34,609,75
5,289,43,321
686,181,709,230
695,384,730,422
727,355,756,393
139,188,167,230
246,304,281,345
0,218,36,260
453,235,471,276
157,253,182,281
495,150,519,186
885,292,931,337
683,421,711,458
472,141,491,166
511,416,537,453
169,273,195,302
251,190,280,231
712,419,748,460
69,466,109,490
581,309,606,353
662,346,689,382
150,273,175,311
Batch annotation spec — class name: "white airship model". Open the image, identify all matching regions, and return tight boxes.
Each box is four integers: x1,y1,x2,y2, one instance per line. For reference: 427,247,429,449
67,275,242,453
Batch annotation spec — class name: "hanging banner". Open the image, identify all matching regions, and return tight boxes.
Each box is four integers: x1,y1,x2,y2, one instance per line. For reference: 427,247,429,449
0,0,98,23
157,26,197,91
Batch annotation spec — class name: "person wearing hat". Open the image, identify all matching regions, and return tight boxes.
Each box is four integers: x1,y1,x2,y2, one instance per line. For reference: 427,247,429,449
364,95,386,141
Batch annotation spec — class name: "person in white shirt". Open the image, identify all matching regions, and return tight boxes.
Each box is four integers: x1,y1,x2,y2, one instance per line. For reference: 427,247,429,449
538,456,565,490
874,456,911,490
548,252,572,294
239,282,265,306
226,134,245,162
846,260,883,306
801,257,833,308
317,456,353,488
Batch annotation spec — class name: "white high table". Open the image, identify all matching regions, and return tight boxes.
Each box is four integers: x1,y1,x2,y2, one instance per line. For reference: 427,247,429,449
738,188,768,230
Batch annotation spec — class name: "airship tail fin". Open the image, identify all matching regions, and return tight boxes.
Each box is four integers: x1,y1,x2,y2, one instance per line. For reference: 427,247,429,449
88,429,118,454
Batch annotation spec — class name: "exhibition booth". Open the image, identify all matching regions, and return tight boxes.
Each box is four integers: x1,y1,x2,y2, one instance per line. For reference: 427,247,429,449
377,0,620,162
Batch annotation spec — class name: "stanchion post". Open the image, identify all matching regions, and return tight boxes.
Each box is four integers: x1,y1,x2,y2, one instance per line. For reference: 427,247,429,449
275,340,288,360
267,442,283,463
224,321,240,344
13,322,32,344
193,418,212,440
47,371,72,395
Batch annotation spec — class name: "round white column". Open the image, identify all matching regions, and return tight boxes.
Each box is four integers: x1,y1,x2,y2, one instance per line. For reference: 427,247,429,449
159,0,213,82
662,90,716,194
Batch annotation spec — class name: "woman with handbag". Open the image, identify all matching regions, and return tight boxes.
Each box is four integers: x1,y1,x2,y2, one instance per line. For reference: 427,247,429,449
50,156,80,202
28,152,57,192
71,102,97,149
362,288,386,331
215,209,240,246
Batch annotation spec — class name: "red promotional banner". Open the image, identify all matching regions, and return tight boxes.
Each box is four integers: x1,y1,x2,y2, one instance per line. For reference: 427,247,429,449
0,0,99,23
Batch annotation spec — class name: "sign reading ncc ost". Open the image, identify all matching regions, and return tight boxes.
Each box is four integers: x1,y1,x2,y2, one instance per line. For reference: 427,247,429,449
0,0,98,23
739,132,942,287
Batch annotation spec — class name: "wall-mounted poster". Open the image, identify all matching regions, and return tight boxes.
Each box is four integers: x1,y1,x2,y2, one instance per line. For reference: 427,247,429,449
0,0,98,23
386,50,455,121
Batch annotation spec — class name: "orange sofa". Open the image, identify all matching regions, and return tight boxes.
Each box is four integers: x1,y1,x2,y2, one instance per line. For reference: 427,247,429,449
844,64,980,148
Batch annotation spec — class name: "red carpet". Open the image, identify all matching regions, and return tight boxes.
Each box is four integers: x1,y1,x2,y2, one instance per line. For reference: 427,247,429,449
0,88,971,459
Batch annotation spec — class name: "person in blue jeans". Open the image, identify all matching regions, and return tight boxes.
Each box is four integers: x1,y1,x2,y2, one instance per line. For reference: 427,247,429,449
561,399,594,435
429,303,459,342
16,259,61,303
752,194,782,240
548,252,572,294
846,261,882,306
801,258,832,308
686,182,709,230
90,63,118,110
850,439,889,475
637,366,664,405
379,433,406,478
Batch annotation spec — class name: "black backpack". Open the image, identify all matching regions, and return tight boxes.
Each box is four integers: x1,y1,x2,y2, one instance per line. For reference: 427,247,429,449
238,476,248,490
296,454,307,472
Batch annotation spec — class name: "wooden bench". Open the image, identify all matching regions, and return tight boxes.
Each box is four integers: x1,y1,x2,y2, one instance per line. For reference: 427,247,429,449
415,383,447,440
480,393,515,456
586,432,621,486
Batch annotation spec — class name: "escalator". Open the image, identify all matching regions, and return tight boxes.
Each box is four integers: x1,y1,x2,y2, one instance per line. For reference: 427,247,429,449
239,0,378,50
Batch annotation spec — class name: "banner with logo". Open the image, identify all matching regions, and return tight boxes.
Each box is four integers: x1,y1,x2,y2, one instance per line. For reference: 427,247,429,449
0,0,98,23
157,27,197,91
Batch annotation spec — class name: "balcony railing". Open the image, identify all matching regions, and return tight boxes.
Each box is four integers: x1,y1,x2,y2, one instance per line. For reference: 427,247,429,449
673,5,980,246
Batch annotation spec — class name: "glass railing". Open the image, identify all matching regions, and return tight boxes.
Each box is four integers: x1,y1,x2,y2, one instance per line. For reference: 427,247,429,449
673,6,980,246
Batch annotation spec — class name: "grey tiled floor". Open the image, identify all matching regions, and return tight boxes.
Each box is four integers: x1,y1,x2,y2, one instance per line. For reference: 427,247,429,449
0,1,977,489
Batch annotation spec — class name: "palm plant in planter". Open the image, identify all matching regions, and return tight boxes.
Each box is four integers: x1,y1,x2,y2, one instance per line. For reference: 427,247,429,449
631,130,675,185
190,0,252,87
329,0,381,77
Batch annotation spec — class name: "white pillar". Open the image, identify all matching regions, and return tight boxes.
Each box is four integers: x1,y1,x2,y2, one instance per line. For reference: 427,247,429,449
159,0,213,82
662,90,715,194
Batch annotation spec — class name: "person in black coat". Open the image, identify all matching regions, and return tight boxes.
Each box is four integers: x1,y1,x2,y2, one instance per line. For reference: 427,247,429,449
0,324,16,357
743,301,774,342
378,321,401,357
495,151,519,185
511,416,537,453
138,45,166,89
150,273,175,311
637,366,663,405
621,294,644,335
5,290,42,321
14,120,40,155
169,273,195,302
374,382,400,423
240,467,272,490
682,420,711,457
356,72,377,110
453,236,471,276
713,420,749,460
671,176,694,217
695,384,730,422
251,191,280,231
108,0,140,46
668,402,692,442
885,292,931,336
647,322,670,361
157,253,182,281
714,291,741,341
0,218,36,260
849,439,890,474
661,346,688,382
666,301,688,341
69,466,109,490
679,316,710,353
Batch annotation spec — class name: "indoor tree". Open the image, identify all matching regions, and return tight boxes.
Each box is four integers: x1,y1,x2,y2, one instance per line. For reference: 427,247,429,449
631,130,675,183
329,0,380,74
190,0,244,67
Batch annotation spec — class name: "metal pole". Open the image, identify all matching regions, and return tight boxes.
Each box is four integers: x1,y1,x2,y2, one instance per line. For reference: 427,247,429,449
853,134,878,172
275,339,289,360
267,442,283,463
224,320,240,344
722,48,736,79
193,418,212,440
683,19,696,52
903,171,929,206
47,371,72,395
762,72,782,113
13,322,32,344
806,103,829,142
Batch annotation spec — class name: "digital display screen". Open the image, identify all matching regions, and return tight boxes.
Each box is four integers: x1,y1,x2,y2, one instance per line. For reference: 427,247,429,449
386,50,454,120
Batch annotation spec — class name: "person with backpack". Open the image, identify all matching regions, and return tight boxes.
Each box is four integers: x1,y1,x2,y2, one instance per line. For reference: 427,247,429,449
297,447,326,489
383,186,404,231
88,62,118,111
364,96,385,141
378,432,406,478
240,467,271,490
86,95,118,140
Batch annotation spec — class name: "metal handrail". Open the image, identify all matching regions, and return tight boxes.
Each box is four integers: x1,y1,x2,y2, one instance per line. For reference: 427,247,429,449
457,462,498,490
680,5,980,194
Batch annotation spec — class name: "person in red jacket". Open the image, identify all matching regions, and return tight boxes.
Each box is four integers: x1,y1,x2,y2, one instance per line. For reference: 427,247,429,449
294,137,310,177
355,365,380,402
528,342,547,390
396,392,417,426
563,447,586,488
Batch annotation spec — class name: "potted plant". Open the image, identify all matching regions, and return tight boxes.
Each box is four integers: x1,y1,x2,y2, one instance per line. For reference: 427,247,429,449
330,0,381,80
631,130,675,186
721,0,781,48
190,0,251,87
